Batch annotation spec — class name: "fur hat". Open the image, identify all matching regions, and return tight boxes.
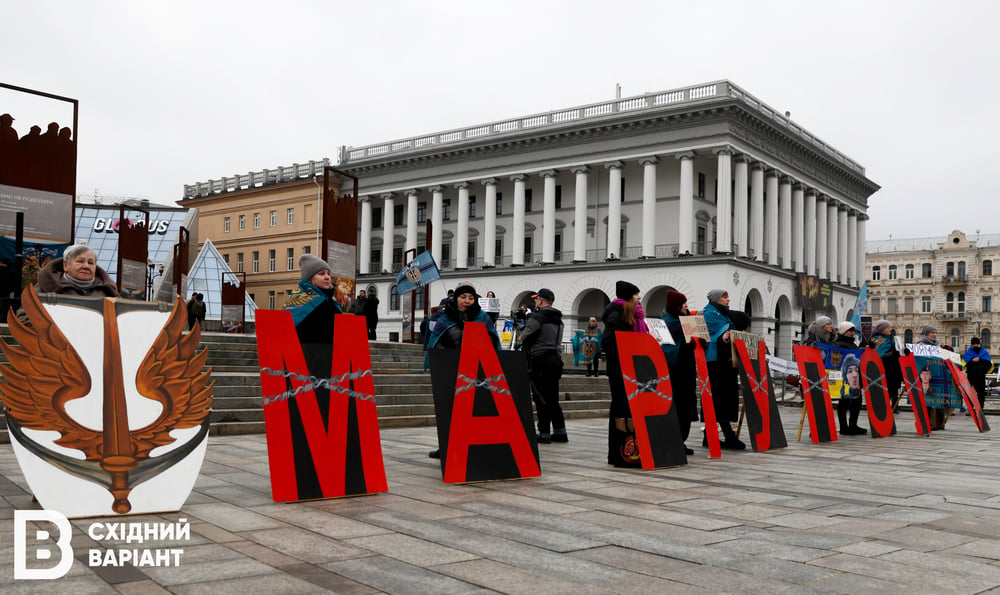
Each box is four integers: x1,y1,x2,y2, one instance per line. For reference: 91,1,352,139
299,254,329,281
815,316,833,328
838,321,856,334
921,325,937,336
615,280,640,301
665,290,687,309
454,281,478,299
706,289,727,304
874,319,892,334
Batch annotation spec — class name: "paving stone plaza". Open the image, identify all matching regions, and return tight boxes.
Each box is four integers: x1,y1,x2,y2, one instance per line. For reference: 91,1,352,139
2,411,1000,594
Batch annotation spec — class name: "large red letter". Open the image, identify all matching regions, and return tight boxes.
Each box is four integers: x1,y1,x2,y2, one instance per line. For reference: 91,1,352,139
860,347,896,438
256,310,386,501
616,331,687,469
443,323,541,483
793,345,838,443
898,354,931,436
691,341,722,459
733,338,787,451
945,360,991,433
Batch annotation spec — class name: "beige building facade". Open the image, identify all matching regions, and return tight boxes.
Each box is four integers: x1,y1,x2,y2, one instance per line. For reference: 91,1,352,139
866,229,1000,349
179,160,342,310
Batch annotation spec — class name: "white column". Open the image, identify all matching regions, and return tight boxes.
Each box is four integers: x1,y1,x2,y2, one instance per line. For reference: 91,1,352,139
765,171,779,266
606,162,623,259
381,193,395,273
733,156,748,258
640,156,657,258
541,170,557,264
482,178,497,267
815,195,827,279
857,215,867,286
828,200,839,282
838,207,849,285
359,196,372,274
713,148,733,253
455,182,470,269
572,166,589,262
405,190,418,255
676,152,695,255
749,163,764,260
804,189,817,275
431,185,444,268
512,174,527,266
847,210,858,287
791,183,804,273
779,176,792,269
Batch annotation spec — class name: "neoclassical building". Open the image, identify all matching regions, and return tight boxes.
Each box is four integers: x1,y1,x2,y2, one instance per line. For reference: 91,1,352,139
338,80,879,357
866,230,1000,350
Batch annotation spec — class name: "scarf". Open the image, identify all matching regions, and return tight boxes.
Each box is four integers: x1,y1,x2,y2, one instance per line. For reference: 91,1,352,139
63,273,96,290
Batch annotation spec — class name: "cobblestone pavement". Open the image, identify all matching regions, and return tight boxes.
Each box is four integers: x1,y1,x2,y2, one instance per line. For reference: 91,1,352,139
3,411,1000,594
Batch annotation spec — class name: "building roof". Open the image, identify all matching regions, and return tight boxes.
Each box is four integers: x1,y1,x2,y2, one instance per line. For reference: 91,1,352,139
867,233,1000,254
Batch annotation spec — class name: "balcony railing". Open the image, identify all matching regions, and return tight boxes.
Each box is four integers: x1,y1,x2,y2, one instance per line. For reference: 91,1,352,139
941,274,968,285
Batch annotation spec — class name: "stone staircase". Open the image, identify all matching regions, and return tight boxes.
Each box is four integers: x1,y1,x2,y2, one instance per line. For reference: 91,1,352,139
0,328,611,441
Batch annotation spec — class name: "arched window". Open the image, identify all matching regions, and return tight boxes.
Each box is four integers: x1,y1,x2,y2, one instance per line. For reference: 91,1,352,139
389,284,400,310
946,262,955,276
982,329,991,349
872,266,881,281
946,292,954,312
905,264,914,279
951,328,961,348
904,329,914,344
984,260,993,276
958,261,966,279
922,263,932,278
958,291,966,314
888,265,898,280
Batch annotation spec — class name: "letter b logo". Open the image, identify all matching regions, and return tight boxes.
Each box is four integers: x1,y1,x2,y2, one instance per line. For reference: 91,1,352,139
14,510,73,580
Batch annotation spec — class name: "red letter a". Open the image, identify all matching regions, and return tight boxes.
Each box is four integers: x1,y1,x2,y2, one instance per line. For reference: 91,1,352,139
443,323,541,483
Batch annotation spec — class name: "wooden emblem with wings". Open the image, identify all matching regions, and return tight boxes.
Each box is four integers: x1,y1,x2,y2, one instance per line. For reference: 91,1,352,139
0,286,213,514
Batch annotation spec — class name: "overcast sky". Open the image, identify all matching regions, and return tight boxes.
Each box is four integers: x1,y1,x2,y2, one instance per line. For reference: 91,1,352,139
2,0,997,241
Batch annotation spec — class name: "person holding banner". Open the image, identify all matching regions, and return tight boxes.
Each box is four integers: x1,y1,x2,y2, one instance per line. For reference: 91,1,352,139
661,290,698,455
834,321,858,348
803,316,836,347
868,319,904,408
601,280,648,467
703,289,746,450
425,282,500,459
963,337,992,412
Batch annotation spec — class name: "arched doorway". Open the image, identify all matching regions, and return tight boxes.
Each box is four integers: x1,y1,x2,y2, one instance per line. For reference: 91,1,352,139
645,285,678,319
574,288,610,329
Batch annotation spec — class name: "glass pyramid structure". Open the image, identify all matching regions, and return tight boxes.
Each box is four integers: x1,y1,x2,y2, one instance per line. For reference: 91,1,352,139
186,238,257,322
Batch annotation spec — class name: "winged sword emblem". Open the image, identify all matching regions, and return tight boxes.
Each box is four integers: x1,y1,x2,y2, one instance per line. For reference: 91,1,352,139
0,286,213,515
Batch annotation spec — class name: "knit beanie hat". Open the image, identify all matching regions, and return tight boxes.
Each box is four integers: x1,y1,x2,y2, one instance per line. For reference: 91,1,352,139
816,316,833,328
299,254,330,281
454,281,478,299
615,280,640,301
921,325,936,336
706,289,727,304
972,337,981,345
874,319,891,334
838,321,856,334
665,290,687,309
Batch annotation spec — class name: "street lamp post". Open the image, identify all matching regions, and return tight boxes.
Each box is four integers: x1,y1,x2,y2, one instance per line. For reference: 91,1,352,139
147,261,163,301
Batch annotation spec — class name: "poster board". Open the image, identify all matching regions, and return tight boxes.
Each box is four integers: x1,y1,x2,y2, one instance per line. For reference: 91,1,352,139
615,331,687,469
256,311,387,502
428,322,540,483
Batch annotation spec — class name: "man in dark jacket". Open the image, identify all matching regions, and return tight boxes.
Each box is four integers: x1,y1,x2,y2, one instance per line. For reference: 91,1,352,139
365,289,380,340
964,337,993,411
521,287,567,443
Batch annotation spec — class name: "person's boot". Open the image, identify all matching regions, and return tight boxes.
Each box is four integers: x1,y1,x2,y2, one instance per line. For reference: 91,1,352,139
551,428,568,443
720,423,746,450
848,399,867,435
837,401,853,435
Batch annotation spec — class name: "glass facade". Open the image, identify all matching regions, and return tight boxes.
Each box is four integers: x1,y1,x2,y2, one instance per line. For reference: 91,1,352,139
186,239,257,322
73,204,190,279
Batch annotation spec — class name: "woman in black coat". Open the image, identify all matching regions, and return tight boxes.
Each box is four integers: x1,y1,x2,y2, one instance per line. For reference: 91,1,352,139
602,280,647,467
